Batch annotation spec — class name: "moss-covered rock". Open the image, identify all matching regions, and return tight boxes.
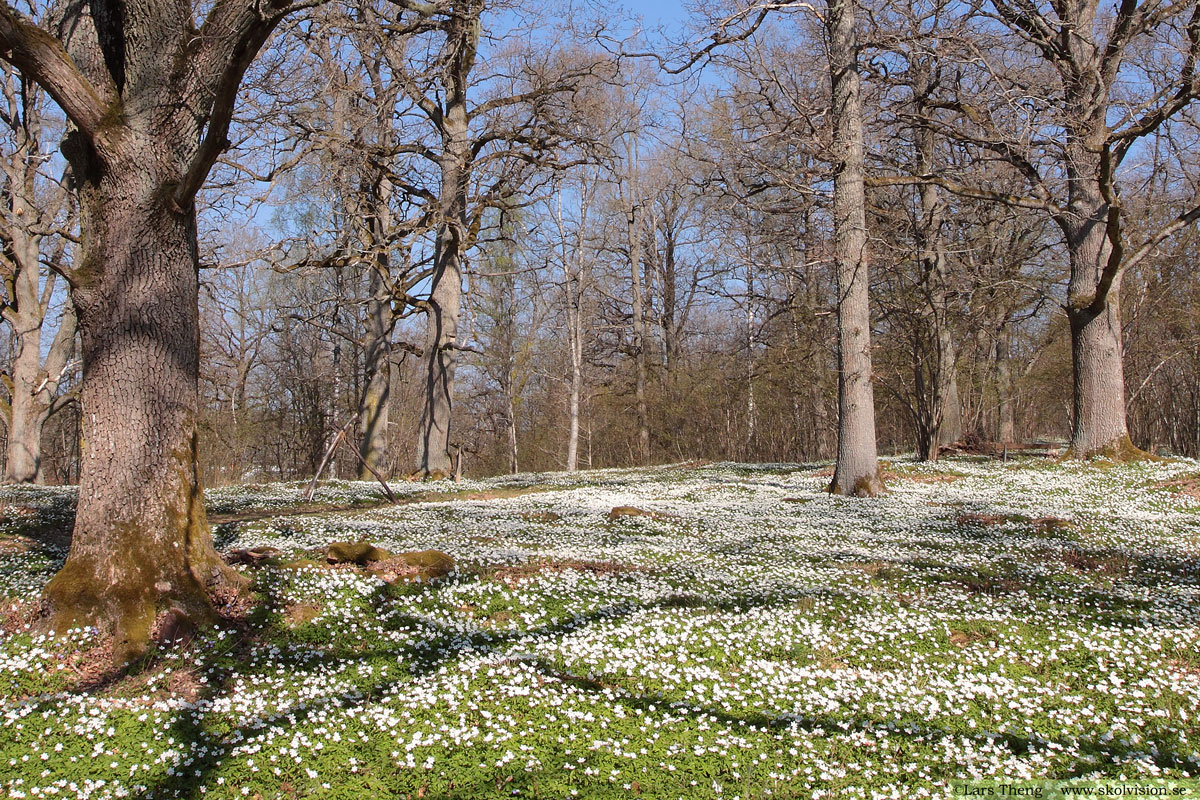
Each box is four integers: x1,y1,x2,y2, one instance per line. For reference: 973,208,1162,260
324,541,393,565
607,506,681,523
608,506,655,520
283,602,322,627
408,468,452,482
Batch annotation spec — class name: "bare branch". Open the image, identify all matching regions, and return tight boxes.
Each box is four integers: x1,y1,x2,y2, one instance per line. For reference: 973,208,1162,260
178,0,325,204
0,3,110,143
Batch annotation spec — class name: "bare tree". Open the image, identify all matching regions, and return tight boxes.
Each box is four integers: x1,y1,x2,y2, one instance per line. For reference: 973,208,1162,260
0,55,76,483
382,1,608,478
463,212,536,474
912,0,1200,457
222,2,440,482
826,0,884,495
0,0,321,660
894,41,963,459
627,192,651,465
551,170,600,471
197,236,279,484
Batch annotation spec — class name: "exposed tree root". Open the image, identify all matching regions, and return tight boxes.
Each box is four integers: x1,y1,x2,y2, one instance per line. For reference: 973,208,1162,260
828,470,887,497
1060,434,1161,463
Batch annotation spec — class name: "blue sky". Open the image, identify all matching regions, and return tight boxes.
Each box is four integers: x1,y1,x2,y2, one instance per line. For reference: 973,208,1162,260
622,0,689,29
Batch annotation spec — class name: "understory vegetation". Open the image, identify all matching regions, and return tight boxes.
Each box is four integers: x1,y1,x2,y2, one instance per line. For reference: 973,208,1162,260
1,456,1198,799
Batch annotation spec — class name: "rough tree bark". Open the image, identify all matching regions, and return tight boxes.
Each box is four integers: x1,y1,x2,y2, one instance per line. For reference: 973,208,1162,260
350,41,400,480
415,233,463,479
826,0,884,496
413,4,477,480
415,163,467,479
0,0,308,661
358,260,393,480
1062,143,1131,457
49,171,233,657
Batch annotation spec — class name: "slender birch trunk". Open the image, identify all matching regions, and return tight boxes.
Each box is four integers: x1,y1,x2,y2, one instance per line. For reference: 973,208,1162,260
558,181,593,472
566,314,582,472
564,226,585,473
745,256,757,458
505,387,519,474
628,201,650,465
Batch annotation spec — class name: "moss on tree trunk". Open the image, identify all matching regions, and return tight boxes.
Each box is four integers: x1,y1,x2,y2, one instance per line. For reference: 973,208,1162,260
41,170,245,664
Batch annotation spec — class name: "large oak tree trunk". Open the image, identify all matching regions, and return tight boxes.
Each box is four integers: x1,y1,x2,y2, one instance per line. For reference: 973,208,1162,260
414,34,472,480
43,165,241,663
1,0,306,664
1063,148,1134,458
1067,298,1129,455
978,0,1192,460
826,0,883,496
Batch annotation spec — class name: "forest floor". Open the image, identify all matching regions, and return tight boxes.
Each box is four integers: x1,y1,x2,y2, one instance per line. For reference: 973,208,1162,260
1,456,1199,799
